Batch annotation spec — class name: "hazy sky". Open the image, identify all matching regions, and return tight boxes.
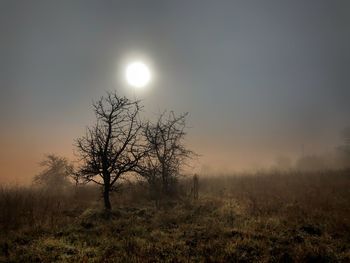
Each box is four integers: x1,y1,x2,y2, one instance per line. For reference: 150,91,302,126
1,0,350,183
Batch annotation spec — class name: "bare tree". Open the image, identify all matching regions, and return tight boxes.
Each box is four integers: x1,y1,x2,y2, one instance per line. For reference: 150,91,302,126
33,154,73,193
338,127,350,168
342,127,350,153
136,111,194,200
75,92,144,210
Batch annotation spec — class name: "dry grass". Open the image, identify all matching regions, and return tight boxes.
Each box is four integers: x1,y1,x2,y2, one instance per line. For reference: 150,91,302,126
0,170,349,262
0,185,99,231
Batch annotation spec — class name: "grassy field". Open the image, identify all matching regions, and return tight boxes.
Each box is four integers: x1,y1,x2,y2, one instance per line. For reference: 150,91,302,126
1,170,349,262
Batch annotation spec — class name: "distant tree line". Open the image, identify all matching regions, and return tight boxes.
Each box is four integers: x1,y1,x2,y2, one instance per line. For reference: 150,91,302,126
33,154,73,194
272,128,350,172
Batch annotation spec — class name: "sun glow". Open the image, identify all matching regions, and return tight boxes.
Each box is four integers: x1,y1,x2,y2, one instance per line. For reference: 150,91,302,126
125,61,151,88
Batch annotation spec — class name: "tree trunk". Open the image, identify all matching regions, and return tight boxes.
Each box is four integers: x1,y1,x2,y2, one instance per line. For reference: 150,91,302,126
103,184,112,211
162,164,169,195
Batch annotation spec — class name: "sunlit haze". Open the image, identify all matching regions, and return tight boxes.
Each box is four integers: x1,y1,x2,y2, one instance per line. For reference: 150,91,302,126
1,0,350,184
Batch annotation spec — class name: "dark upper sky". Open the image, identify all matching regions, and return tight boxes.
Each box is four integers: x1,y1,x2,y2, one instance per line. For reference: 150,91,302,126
1,0,350,183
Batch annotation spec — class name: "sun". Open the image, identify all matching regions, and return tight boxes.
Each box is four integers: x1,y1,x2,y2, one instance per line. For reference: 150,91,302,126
125,61,151,88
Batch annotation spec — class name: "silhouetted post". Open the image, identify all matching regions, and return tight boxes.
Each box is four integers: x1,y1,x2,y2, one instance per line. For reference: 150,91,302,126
193,174,199,200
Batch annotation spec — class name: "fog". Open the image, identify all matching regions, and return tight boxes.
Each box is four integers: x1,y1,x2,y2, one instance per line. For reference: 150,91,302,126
1,0,350,184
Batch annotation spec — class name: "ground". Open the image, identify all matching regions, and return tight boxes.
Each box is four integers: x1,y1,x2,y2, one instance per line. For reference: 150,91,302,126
1,171,349,262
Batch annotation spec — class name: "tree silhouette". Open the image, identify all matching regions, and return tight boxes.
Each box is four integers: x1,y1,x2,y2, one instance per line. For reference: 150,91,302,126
136,111,194,201
338,127,350,168
75,92,144,210
342,127,350,153
33,154,73,193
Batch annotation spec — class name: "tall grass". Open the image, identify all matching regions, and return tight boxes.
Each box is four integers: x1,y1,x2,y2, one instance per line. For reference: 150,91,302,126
0,169,349,261
197,170,350,235
0,185,98,231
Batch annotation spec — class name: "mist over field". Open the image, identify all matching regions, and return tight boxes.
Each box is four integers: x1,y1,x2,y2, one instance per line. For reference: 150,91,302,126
1,0,350,184
1,0,350,262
